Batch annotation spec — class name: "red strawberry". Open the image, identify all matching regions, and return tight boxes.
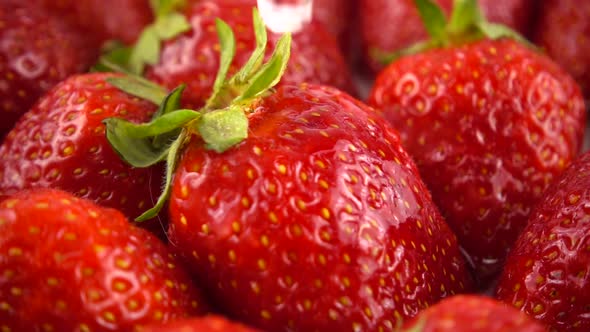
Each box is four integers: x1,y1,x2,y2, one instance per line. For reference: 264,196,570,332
360,0,535,72
0,72,165,232
37,0,153,44
141,315,260,332
105,15,473,331
367,1,586,284
400,295,546,331
0,189,208,331
534,0,590,97
496,151,590,332
0,0,99,137
144,0,356,108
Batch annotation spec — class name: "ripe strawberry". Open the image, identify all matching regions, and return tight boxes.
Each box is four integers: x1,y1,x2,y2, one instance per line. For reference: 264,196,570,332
534,0,590,97
367,0,586,284
105,14,473,331
0,189,209,331
140,315,260,332
0,0,99,137
400,295,546,331
36,0,153,44
496,151,590,332
0,72,165,231
360,0,535,72
144,0,356,108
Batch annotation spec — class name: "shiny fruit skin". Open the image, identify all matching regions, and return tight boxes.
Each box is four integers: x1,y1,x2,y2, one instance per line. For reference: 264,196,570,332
0,0,99,137
496,152,590,332
368,38,586,283
0,189,208,332
401,295,546,332
168,84,472,331
0,73,165,230
146,0,356,108
140,315,260,332
534,0,590,97
360,0,535,72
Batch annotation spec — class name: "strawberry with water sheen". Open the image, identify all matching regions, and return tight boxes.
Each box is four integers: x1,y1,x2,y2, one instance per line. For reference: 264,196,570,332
401,295,546,332
0,73,164,230
141,315,260,332
368,37,586,282
146,0,356,108
0,0,98,137
496,152,590,332
0,189,208,331
168,84,472,331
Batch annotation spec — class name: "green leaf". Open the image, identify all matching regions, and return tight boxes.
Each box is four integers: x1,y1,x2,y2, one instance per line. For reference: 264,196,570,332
414,0,447,42
105,110,199,139
476,21,535,48
150,0,186,17
129,26,161,75
235,33,292,102
106,76,168,105
153,13,191,40
197,105,248,153
371,40,435,65
93,41,133,73
151,85,187,148
447,0,482,35
105,121,171,168
205,19,237,108
231,7,267,84
136,129,188,221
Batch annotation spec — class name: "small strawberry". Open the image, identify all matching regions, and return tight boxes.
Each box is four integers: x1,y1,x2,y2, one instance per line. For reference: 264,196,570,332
140,315,260,332
496,151,590,332
367,0,586,284
105,11,473,331
534,0,590,97
0,72,167,232
400,295,546,331
0,189,208,331
360,0,535,72
36,0,154,44
0,0,99,137
102,0,356,108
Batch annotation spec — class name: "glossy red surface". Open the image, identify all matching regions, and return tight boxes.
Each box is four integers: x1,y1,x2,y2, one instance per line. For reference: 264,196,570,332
168,84,471,331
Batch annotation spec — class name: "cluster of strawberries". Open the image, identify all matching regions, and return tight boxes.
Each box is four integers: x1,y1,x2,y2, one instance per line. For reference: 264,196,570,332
0,0,589,331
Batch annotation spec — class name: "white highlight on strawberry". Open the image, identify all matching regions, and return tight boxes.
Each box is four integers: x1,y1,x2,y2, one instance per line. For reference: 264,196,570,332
256,0,313,33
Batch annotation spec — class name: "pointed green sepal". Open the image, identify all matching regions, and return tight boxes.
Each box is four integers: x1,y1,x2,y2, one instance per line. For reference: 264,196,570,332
136,129,188,221
231,8,268,84
475,21,534,48
197,105,248,153
447,0,482,35
205,18,237,109
415,0,448,43
106,76,169,105
150,0,187,17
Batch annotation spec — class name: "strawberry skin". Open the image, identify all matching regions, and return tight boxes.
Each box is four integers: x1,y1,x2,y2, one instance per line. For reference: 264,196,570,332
534,0,590,97
0,189,208,331
0,73,164,228
168,84,472,331
368,38,586,283
360,0,535,72
146,0,356,108
401,295,546,332
496,151,590,332
0,0,99,137
140,315,260,332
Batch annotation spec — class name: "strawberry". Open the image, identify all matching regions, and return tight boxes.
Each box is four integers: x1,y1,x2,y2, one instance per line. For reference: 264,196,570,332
105,12,473,331
140,315,260,332
533,0,590,97
36,0,153,44
104,0,356,108
495,151,590,332
0,188,209,331
367,0,586,284
400,295,546,331
0,72,167,232
360,0,535,72
0,0,99,137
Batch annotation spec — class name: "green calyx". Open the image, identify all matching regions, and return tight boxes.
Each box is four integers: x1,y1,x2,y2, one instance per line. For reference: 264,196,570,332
96,0,190,75
375,0,533,64
103,8,292,221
